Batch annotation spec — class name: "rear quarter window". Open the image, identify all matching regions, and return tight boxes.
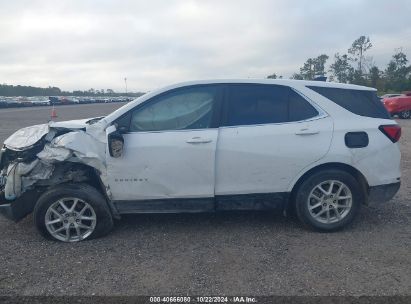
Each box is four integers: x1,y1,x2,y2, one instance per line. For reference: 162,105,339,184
307,86,390,119
289,90,319,121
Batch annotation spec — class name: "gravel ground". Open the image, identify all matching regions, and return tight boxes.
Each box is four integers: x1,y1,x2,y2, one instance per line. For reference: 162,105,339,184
0,103,410,296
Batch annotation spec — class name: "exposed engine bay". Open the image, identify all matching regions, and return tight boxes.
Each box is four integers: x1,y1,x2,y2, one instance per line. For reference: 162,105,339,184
0,117,108,210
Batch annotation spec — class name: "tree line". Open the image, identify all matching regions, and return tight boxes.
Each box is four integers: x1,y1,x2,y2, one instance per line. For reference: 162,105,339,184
0,85,144,97
267,36,411,94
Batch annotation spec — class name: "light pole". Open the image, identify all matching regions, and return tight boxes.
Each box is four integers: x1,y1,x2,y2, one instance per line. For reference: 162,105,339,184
124,77,128,95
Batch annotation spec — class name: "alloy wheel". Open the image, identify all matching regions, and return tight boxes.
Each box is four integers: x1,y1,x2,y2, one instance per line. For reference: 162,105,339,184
401,110,411,119
45,197,97,242
307,180,352,224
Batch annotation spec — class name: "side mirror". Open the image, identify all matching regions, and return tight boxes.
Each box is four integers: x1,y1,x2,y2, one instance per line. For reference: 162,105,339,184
108,131,124,158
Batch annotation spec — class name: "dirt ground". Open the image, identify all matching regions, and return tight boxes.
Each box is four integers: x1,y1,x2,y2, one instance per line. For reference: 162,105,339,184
0,103,410,296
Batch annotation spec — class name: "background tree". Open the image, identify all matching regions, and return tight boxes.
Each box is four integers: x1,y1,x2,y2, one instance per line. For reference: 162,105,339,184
0,85,143,97
0,84,62,96
385,50,409,80
313,54,329,77
266,41,410,94
384,49,411,92
291,73,304,80
368,66,383,91
329,53,353,83
348,35,372,76
296,54,329,80
299,58,315,80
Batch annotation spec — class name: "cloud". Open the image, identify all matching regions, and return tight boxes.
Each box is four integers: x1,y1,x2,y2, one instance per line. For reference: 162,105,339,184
0,0,410,92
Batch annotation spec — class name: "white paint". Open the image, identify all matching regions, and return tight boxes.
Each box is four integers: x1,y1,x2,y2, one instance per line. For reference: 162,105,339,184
37,144,72,163
215,116,334,195
4,159,39,199
290,84,401,188
106,129,218,200
51,131,106,172
49,118,92,129
3,117,101,151
295,116,401,188
1,79,401,203
4,124,49,150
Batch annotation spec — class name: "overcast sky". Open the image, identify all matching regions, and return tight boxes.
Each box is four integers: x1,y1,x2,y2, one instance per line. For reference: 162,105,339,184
0,0,410,92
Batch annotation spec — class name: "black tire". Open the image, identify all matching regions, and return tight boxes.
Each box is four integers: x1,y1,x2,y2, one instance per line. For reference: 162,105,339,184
34,183,113,242
295,169,363,232
399,110,411,119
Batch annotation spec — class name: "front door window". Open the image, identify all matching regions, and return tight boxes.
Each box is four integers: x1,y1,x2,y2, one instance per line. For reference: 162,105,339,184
130,86,218,132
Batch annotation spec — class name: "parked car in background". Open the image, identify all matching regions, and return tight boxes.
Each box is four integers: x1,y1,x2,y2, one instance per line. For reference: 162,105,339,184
0,95,131,108
27,97,50,106
0,97,8,108
383,92,411,119
49,96,61,105
380,93,404,99
60,97,79,104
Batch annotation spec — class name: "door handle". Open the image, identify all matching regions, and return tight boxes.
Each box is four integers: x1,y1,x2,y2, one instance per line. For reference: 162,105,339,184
186,137,213,144
295,128,320,135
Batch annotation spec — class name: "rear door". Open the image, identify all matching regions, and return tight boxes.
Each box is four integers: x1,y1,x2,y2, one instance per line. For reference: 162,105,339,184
215,83,333,198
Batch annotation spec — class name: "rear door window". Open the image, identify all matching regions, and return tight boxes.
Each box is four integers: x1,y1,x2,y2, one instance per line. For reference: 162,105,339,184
307,86,390,119
224,84,318,126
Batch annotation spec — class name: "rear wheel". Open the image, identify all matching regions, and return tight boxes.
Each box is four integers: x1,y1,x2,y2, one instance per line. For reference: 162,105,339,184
399,110,411,119
295,170,362,231
34,183,113,242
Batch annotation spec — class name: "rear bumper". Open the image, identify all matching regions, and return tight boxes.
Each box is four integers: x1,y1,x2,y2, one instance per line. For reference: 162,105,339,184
367,182,400,205
0,189,42,222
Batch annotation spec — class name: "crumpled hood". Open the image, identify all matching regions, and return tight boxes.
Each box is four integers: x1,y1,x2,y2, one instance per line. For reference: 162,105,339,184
3,124,50,151
3,117,99,151
49,118,95,129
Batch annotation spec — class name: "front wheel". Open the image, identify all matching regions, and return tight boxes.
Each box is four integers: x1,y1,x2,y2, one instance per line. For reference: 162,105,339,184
399,110,411,119
34,183,113,242
295,170,362,231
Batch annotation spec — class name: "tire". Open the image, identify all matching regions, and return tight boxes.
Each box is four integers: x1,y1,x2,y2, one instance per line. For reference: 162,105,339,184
399,110,411,119
295,169,363,232
34,183,113,242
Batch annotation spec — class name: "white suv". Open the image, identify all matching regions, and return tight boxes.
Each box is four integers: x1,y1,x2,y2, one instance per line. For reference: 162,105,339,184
0,79,401,242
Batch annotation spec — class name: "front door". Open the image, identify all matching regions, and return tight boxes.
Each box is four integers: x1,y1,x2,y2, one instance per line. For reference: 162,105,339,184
106,85,222,206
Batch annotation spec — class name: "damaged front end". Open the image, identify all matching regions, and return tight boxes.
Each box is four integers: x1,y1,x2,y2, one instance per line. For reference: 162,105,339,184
0,118,108,221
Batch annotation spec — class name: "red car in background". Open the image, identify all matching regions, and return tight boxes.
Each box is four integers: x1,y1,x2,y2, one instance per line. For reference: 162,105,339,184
383,92,411,119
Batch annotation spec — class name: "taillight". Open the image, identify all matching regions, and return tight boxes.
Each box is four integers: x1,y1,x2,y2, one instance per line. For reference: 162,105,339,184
379,125,401,143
